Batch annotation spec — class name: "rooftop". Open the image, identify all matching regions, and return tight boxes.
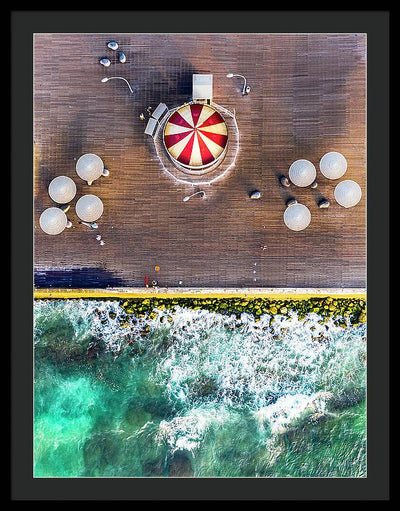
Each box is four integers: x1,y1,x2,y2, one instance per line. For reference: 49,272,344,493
34,33,366,290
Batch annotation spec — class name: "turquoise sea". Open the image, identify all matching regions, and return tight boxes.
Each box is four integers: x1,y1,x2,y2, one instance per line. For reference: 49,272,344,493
34,299,366,477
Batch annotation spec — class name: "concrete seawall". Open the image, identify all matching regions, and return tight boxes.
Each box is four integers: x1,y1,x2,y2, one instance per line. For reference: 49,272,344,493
34,288,366,300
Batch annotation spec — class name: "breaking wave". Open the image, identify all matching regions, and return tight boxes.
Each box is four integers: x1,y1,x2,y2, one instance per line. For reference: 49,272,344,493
34,300,366,477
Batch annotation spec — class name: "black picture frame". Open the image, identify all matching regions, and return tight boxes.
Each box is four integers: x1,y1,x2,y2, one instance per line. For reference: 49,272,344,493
11,9,390,501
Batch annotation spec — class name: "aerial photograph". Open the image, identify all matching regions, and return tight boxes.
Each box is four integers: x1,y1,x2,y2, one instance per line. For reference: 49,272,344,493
33,32,366,478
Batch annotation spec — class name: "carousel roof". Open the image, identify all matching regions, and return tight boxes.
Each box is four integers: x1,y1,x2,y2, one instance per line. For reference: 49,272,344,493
163,104,228,168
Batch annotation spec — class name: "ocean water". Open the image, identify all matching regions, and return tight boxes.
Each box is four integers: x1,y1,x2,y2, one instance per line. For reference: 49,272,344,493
34,299,366,478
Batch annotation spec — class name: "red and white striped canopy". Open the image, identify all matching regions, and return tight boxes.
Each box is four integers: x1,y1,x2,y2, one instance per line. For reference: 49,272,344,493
163,104,228,169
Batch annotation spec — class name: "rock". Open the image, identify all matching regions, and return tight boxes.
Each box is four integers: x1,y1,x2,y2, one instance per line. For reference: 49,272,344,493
99,57,111,67
168,452,194,477
318,199,330,208
107,41,119,50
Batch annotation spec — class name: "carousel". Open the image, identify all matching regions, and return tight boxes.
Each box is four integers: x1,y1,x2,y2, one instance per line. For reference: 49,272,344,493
163,103,228,173
145,74,239,184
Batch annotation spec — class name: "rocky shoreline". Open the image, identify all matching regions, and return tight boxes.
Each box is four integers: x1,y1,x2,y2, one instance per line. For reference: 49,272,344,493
121,297,366,324
36,296,366,326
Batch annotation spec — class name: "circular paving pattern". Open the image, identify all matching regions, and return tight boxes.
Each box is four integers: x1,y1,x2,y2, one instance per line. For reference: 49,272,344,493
163,104,228,171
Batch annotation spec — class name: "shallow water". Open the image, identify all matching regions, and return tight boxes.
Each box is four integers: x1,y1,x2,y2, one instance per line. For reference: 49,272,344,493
34,300,366,477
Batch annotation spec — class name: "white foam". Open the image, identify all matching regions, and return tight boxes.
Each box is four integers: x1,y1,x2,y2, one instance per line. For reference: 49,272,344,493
34,300,366,414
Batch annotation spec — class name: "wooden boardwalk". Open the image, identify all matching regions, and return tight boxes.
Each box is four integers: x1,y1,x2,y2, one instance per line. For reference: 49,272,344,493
34,33,366,289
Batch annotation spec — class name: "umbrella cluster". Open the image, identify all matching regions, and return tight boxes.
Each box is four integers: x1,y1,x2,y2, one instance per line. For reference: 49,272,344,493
283,151,362,231
39,153,108,235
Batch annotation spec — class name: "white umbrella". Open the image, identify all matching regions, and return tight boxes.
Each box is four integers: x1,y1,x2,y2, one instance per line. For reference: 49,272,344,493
39,207,68,235
283,203,311,231
76,153,104,185
288,159,316,187
319,151,347,179
334,180,362,208
75,194,104,222
48,176,77,204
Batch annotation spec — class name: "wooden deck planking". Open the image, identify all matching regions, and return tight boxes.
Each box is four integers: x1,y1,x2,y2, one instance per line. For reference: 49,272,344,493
34,33,366,289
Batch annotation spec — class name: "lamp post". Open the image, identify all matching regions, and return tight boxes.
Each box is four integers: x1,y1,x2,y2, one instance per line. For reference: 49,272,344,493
101,76,136,94
226,73,251,95
79,221,98,229
183,191,206,202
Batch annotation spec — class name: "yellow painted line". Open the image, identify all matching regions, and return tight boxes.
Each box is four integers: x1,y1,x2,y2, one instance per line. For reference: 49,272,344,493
34,143,37,172
34,288,366,300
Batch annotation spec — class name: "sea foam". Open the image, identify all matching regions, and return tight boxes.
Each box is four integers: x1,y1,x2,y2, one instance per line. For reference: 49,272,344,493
34,300,366,460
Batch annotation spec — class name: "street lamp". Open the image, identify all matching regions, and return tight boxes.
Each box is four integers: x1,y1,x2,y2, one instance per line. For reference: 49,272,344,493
101,76,136,94
80,221,98,229
183,190,206,202
226,73,251,95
